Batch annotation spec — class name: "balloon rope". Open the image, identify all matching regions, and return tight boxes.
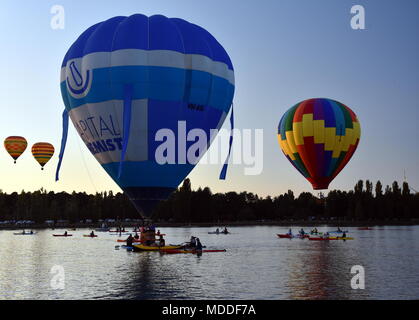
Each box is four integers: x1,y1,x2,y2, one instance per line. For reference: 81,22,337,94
55,109,69,181
219,103,234,180
118,84,133,178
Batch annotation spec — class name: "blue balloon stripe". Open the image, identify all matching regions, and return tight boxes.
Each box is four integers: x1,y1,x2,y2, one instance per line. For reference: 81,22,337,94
55,109,69,181
102,161,195,188
62,66,234,113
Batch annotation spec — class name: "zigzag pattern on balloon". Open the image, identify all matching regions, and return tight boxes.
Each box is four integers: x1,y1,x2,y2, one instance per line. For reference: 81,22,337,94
277,98,360,190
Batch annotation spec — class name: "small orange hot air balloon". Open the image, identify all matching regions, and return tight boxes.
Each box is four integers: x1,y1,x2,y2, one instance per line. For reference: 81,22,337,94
31,142,55,170
4,136,28,163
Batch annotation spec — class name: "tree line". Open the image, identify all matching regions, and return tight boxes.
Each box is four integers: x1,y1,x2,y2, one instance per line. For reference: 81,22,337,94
0,179,418,224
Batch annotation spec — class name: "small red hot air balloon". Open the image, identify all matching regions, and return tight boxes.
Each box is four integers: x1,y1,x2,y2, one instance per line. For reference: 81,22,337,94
4,136,28,163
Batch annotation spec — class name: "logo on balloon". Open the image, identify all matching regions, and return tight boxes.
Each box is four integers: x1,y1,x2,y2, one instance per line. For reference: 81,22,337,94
66,61,92,98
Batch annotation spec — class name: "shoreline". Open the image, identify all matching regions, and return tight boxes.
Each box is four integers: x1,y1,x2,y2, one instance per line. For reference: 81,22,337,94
1,219,418,230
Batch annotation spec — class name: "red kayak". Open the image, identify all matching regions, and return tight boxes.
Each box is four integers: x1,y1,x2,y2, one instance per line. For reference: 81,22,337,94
160,249,226,254
277,234,309,239
53,234,72,237
277,234,293,239
357,227,373,230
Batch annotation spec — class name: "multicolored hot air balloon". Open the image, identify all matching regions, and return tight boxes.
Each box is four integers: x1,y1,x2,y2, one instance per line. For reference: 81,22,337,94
277,98,361,190
57,14,235,219
32,142,55,170
4,136,27,163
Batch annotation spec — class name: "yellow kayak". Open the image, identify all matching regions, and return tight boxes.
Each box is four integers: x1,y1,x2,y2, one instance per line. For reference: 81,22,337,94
309,236,354,241
132,244,183,251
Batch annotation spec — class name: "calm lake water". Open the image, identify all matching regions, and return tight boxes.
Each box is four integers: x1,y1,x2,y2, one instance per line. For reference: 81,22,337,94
0,225,418,300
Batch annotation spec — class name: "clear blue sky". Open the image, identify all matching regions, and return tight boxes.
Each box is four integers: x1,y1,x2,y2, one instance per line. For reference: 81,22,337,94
0,0,418,197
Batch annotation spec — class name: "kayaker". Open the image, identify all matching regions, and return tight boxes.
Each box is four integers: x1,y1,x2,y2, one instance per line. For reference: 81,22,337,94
64,231,68,236
337,227,342,232
90,231,95,237
159,235,165,247
223,227,228,234
190,236,197,248
196,238,203,251
134,232,140,240
156,229,161,235
126,234,134,247
216,228,220,234
30,230,33,234
342,232,347,238
299,228,305,235
288,228,292,235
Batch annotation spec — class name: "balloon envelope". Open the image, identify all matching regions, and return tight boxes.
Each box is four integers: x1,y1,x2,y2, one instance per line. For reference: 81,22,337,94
277,98,361,189
60,14,235,218
32,142,55,169
4,136,27,163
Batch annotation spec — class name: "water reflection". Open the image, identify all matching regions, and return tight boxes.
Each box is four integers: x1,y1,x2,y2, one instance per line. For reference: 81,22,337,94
0,226,418,299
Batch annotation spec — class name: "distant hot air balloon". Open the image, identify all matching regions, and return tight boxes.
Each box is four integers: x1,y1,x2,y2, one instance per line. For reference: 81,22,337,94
32,142,55,170
4,136,27,163
277,98,361,190
57,14,235,219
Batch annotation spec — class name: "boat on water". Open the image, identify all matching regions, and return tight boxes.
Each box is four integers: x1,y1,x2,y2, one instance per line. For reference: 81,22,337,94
132,244,183,252
160,249,226,254
309,236,354,241
208,231,230,235
277,233,309,239
14,232,36,235
53,234,73,237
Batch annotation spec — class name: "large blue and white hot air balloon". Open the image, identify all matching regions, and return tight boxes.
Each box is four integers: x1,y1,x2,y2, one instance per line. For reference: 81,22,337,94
57,14,235,219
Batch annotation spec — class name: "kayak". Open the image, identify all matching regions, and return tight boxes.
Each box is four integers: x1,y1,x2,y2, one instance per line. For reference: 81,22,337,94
160,249,226,254
14,232,36,235
277,234,309,239
329,230,349,233
132,244,183,251
95,228,110,232
358,227,373,230
83,235,98,237
53,234,73,237
116,239,141,243
309,237,354,241
208,231,229,234
121,245,134,251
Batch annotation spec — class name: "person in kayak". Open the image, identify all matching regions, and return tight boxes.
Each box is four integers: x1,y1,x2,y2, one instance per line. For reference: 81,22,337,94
215,228,220,234
30,230,33,234
337,227,342,232
134,232,140,240
287,228,292,235
64,231,68,236
299,228,305,235
158,234,165,247
189,236,197,248
342,232,347,238
126,234,134,247
195,238,203,251
223,227,228,234
90,231,95,237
